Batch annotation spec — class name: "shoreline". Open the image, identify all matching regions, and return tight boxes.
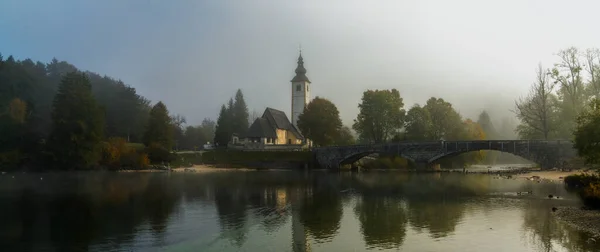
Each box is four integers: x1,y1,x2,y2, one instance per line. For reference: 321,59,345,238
555,206,600,237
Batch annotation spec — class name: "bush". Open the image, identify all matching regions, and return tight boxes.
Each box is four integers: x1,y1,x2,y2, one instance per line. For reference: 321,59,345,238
565,174,600,209
200,150,312,166
581,182,600,208
100,137,149,170
145,143,175,164
564,174,599,189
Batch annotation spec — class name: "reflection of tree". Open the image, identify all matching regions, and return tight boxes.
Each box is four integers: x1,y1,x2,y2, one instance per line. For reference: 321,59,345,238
247,188,288,233
214,187,249,247
0,173,182,252
407,197,466,238
354,196,407,249
298,188,343,242
522,201,600,252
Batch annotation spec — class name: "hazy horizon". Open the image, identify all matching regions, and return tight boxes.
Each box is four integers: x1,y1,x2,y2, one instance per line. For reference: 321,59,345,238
3,0,600,128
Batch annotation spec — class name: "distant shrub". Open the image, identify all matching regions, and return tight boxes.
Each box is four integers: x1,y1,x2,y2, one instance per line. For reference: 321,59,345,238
145,143,175,164
100,137,149,170
200,150,312,166
0,150,23,170
581,182,600,208
564,174,599,189
565,174,600,209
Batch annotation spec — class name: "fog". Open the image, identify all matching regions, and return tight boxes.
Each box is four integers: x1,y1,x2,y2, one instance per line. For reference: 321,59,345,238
2,0,600,127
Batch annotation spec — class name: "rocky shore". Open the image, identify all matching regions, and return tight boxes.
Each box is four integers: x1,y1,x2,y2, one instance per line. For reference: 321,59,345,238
555,206,600,237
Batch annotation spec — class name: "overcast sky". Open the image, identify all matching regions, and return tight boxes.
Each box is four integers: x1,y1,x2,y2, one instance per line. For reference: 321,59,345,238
2,0,600,126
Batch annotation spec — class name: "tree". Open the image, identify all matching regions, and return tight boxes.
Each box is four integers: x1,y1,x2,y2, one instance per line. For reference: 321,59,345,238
476,111,497,139
574,99,600,167
297,97,342,146
515,64,557,139
143,102,173,150
584,48,600,99
353,89,405,143
46,72,105,169
404,105,433,140
199,118,216,144
170,114,186,151
422,97,463,140
335,126,356,145
551,47,586,136
249,109,260,125
214,104,232,147
231,89,249,136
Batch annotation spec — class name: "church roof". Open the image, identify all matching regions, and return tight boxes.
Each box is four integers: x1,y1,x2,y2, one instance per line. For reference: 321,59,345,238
245,118,277,138
248,107,304,140
291,52,311,83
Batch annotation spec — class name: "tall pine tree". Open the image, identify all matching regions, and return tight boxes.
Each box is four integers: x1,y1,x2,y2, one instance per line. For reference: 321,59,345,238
47,72,104,170
231,89,249,136
143,101,173,150
214,104,232,147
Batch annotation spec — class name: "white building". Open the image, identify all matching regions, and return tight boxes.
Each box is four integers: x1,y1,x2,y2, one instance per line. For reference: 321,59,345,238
290,51,311,128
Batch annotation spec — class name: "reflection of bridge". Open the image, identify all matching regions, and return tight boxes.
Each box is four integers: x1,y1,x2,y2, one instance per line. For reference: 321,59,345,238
313,140,577,169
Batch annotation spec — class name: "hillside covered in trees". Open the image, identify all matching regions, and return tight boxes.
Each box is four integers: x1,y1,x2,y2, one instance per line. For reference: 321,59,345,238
0,53,215,170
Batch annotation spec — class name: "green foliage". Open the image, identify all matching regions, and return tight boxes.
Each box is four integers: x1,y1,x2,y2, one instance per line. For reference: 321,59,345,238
422,97,464,140
214,104,232,147
46,72,105,170
180,118,215,150
171,152,203,168
145,143,175,164
214,90,249,147
353,89,405,143
143,101,174,150
477,111,497,139
404,105,433,140
201,150,312,165
298,97,342,146
574,99,600,166
564,174,600,209
581,182,600,208
0,53,152,170
336,126,356,145
100,137,149,170
564,174,599,188
231,89,249,136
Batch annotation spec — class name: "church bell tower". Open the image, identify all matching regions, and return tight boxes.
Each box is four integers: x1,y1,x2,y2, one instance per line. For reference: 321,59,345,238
290,50,311,127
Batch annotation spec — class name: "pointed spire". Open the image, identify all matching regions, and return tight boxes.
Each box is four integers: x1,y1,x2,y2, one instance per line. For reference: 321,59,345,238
291,49,310,83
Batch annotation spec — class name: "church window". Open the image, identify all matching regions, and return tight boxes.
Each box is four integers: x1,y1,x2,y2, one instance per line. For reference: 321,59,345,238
306,85,309,92
296,84,301,91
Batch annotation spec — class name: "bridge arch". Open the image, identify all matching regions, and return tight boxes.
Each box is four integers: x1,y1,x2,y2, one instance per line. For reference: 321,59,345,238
426,150,533,164
338,151,416,167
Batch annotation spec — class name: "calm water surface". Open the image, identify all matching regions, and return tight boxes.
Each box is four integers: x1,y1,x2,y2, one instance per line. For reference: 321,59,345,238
0,171,599,252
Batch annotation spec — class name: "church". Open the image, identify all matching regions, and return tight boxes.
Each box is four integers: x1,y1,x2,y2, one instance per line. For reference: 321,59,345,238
230,51,312,150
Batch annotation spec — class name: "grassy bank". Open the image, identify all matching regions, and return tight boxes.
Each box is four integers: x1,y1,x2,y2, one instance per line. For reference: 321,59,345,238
171,150,314,169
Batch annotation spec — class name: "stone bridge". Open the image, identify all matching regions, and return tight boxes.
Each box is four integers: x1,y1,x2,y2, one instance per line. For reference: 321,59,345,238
313,140,577,169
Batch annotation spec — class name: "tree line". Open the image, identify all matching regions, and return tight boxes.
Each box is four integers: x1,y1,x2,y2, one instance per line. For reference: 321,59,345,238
0,53,215,170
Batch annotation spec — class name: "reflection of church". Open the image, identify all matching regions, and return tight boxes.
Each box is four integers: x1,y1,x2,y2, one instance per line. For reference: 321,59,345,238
230,51,312,150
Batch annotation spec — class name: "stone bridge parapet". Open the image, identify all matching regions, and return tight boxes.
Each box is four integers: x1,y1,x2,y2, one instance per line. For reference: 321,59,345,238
313,140,576,169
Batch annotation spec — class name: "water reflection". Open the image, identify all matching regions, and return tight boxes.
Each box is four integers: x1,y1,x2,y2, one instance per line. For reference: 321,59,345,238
0,171,599,252
354,196,407,249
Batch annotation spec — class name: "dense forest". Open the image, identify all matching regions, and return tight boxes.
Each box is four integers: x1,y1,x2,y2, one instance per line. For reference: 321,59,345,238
0,53,215,170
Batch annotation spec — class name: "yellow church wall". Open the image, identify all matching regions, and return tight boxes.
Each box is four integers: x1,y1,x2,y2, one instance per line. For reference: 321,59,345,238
273,128,303,145
286,130,303,144
275,129,287,145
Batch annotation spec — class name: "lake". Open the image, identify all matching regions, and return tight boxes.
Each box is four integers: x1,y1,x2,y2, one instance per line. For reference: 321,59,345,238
0,171,599,252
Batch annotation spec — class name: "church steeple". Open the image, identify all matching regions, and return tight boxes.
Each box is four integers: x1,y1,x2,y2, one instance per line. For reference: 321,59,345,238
291,50,311,83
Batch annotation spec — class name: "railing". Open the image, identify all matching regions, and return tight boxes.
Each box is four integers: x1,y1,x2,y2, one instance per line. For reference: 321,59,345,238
313,139,573,150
